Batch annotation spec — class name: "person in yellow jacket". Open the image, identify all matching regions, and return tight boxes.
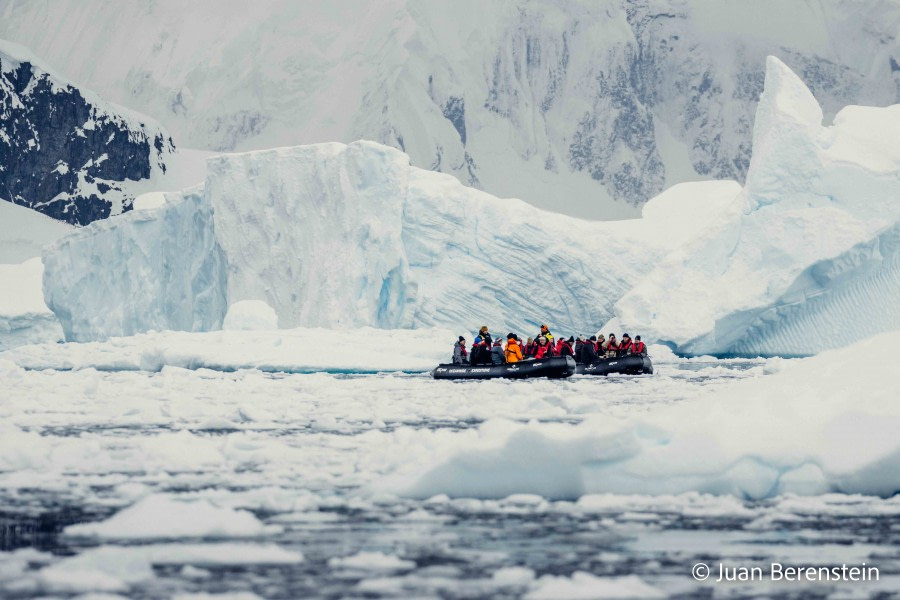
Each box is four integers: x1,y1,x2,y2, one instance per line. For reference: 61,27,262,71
537,324,554,345
504,333,524,363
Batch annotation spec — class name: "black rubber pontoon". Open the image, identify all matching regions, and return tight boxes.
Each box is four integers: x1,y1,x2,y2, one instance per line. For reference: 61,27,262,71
432,356,576,380
575,354,653,376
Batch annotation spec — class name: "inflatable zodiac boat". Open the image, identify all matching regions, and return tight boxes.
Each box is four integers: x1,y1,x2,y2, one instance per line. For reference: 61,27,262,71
432,356,576,380
575,354,653,376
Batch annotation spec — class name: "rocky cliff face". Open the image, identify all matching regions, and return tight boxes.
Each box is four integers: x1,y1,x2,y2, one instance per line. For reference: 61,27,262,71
0,42,173,225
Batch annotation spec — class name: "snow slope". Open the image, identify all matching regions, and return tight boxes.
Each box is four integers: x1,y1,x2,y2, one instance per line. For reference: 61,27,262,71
42,140,739,342
1,0,896,218
0,199,71,263
608,57,900,356
386,330,900,500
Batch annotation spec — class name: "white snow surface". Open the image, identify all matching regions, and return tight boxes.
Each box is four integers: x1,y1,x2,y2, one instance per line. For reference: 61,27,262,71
385,330,900,500
0,258,63,350
131,192,167,211
2,326,453,373
222,300,278,331
64,495,279,541
42,140,740,342
608,57,900,356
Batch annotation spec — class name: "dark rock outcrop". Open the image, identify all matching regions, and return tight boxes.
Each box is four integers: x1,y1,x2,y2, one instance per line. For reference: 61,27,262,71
1,45,173,225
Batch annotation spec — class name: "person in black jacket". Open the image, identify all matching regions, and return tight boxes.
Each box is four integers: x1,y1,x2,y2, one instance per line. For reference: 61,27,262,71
581,336,599,363
477,325,493,349
470,336,489,365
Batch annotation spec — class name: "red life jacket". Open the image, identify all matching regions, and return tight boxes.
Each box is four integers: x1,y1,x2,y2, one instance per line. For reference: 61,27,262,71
620,340,633,353
632,341,646,354
559,341,573,356
535,343,552,359
606,340,619,351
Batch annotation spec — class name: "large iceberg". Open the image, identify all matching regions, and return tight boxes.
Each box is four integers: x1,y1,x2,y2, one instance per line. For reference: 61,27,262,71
43,141,739,342
607,57,900,356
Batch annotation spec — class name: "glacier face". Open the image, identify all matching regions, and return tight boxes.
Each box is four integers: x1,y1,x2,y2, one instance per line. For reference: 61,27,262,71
0,40,175,225
42,141,740,342
43,187,226,341
1,0,897,218
608,57,900,356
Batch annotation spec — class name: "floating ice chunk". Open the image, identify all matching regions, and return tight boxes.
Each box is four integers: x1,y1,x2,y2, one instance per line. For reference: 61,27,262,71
525,572,663,599
222,300,278,331
328,551,416,573
492,566,536,586
172,594,264,600
64,495,280,540
38,544,302,593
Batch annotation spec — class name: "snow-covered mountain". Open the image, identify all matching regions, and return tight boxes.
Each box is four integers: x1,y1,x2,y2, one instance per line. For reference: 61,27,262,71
0,40,175,225
1,0,897,218
39,56,900,356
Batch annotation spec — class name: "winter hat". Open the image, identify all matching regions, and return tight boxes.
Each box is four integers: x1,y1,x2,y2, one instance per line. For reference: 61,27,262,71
493,339,501,346
590,335,597,341
567,336,575,343
480,326,489,333
458,336,465,342
527,337,534,343
474,336,482,344
635,335,641,341
622,333,630,338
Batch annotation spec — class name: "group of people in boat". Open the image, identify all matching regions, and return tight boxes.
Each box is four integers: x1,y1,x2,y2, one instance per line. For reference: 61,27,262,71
452,324,648,366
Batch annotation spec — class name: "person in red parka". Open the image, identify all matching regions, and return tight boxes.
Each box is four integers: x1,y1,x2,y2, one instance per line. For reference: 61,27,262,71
523,337,537,358
631,335,648,356
534,335,553,359
618,333,634,357
556,336,574,357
